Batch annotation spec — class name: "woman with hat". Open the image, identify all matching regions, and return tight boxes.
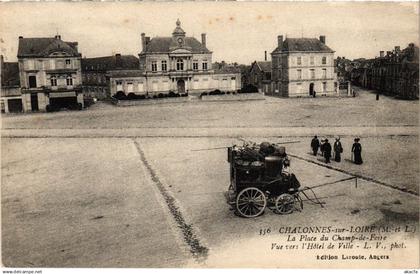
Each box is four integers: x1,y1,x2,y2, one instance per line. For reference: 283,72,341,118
352,138,363,165
333,137,343,162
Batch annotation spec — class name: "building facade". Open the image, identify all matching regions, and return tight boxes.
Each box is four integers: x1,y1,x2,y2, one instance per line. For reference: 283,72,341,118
269,35,337,97
249,60,272,94
1,56,22,113
17,35,83,112
109,20,240,97
350,44,419,99
81,54,139,100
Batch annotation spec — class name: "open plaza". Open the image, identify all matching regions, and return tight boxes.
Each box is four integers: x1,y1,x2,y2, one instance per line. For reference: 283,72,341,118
1,87,418,267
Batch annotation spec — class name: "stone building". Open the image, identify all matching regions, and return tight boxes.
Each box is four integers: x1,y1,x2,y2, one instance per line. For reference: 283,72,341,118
0,56,22,113
351,43,419,99
81,54,139,100
249,53,272,94
109,19,240,97
17,35,83,112
269,35,338,97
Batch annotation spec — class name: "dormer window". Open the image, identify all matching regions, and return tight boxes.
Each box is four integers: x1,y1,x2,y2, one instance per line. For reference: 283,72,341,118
202,61,208,70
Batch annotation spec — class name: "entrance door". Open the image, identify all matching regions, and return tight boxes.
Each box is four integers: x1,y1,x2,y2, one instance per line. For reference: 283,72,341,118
30,93,39,111
309,83,314,96
177,79,185,93
29,76,37,88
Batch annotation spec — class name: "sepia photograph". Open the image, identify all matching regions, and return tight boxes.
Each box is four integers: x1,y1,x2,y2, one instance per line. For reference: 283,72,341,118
0,1,419,271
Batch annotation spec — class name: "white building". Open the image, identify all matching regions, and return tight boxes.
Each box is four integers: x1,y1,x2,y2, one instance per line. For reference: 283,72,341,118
270,35,338,97
110,19,240,97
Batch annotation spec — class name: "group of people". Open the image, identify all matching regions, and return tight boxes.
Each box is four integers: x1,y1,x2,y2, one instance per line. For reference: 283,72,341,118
310,136,363,165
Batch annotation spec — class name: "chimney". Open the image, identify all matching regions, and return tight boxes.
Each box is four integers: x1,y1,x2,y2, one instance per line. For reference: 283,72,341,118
379,51,384,58
1,55,4,69
115,53,122,68
141,33,146,51
145,37,150,46
277,35,283,49
201,33,206,47
19,36,23,39
395,46,400,53
319,35,326,44
264,51,267,61
55,35,61,40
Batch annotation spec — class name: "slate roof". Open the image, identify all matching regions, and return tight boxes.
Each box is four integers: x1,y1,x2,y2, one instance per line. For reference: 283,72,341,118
256,61,272,72
17,37,81,58
213,64,241,74
141,37,210,54
1,62,20,87
272,38,334,53
81,55,139,72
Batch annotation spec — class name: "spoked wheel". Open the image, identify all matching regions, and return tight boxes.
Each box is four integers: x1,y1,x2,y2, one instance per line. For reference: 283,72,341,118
236,187,267,218
275,193,295,214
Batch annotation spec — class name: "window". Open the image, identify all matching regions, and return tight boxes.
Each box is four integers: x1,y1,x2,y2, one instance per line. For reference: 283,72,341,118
161,61,167,72
322,57,327,65
50,76,57,86
310,69,315,79
202,61,208,70
176,59,184,71
138,82,144,93
65,59,71,65
116,80,123,91
297,69,302,80
297,57,302,65
322,82,327,92
193,61,198,70
151,61,157,72
127,83,133,92
310,56,314,65
66,75,73,86
322,69,327,79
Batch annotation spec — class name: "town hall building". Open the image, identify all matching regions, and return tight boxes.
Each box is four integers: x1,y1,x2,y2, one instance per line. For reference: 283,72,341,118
109,19,240,97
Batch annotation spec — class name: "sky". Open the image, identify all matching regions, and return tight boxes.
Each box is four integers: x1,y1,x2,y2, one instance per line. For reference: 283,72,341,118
0,2,418,64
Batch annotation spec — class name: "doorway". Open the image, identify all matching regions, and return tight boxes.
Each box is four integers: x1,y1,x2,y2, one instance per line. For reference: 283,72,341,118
30,93,39,111
177,79,185,93
309,83,314,96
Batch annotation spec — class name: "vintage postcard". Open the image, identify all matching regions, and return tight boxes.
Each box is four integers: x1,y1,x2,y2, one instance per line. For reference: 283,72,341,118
0,1,418,271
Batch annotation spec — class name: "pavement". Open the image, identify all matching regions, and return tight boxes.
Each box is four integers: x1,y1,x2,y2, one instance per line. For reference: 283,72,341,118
1,88,419,268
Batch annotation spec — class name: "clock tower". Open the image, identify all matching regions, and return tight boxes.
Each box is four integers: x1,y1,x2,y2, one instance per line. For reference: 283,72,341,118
172,19,186,47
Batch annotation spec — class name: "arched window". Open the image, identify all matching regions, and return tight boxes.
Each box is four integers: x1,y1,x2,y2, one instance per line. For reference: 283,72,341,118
176,59,184,71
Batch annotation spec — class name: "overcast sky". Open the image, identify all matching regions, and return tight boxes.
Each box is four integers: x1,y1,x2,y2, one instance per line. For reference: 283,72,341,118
0,2,418,64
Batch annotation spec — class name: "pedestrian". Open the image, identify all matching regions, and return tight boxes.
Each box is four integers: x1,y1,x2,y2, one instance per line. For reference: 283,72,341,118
352,138,363,165
320,139,325,157
310,135,320,156
333,137,343,162
323,139,332,163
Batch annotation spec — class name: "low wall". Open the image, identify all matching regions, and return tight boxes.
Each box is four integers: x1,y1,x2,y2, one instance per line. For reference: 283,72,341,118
111,96,189,106
200,93,265,102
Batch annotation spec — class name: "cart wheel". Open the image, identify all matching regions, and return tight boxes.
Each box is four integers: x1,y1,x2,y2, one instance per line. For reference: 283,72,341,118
236,187,267,218
275,193,295,214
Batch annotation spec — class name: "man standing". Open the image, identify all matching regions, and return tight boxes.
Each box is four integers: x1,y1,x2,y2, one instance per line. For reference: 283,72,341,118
333,137,343,162
323,139,332,163
352,138,363,165
310,136,320,156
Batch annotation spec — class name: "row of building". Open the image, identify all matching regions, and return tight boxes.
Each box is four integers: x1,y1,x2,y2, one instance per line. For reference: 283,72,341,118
1,20,241,113
348,44,419,99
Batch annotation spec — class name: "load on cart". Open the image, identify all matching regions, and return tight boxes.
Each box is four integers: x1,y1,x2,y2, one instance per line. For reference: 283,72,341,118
225,141,303,218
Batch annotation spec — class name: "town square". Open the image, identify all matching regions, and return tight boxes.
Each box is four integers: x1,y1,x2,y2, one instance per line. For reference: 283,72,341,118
1,1,418,270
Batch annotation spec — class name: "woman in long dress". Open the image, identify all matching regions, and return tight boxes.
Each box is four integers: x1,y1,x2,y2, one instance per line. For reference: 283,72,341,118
352,138,363,165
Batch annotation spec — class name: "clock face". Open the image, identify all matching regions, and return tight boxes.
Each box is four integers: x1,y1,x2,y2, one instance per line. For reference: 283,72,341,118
177,38,183,45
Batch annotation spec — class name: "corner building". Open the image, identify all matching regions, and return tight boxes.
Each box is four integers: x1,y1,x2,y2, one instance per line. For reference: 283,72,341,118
270,35,338,97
